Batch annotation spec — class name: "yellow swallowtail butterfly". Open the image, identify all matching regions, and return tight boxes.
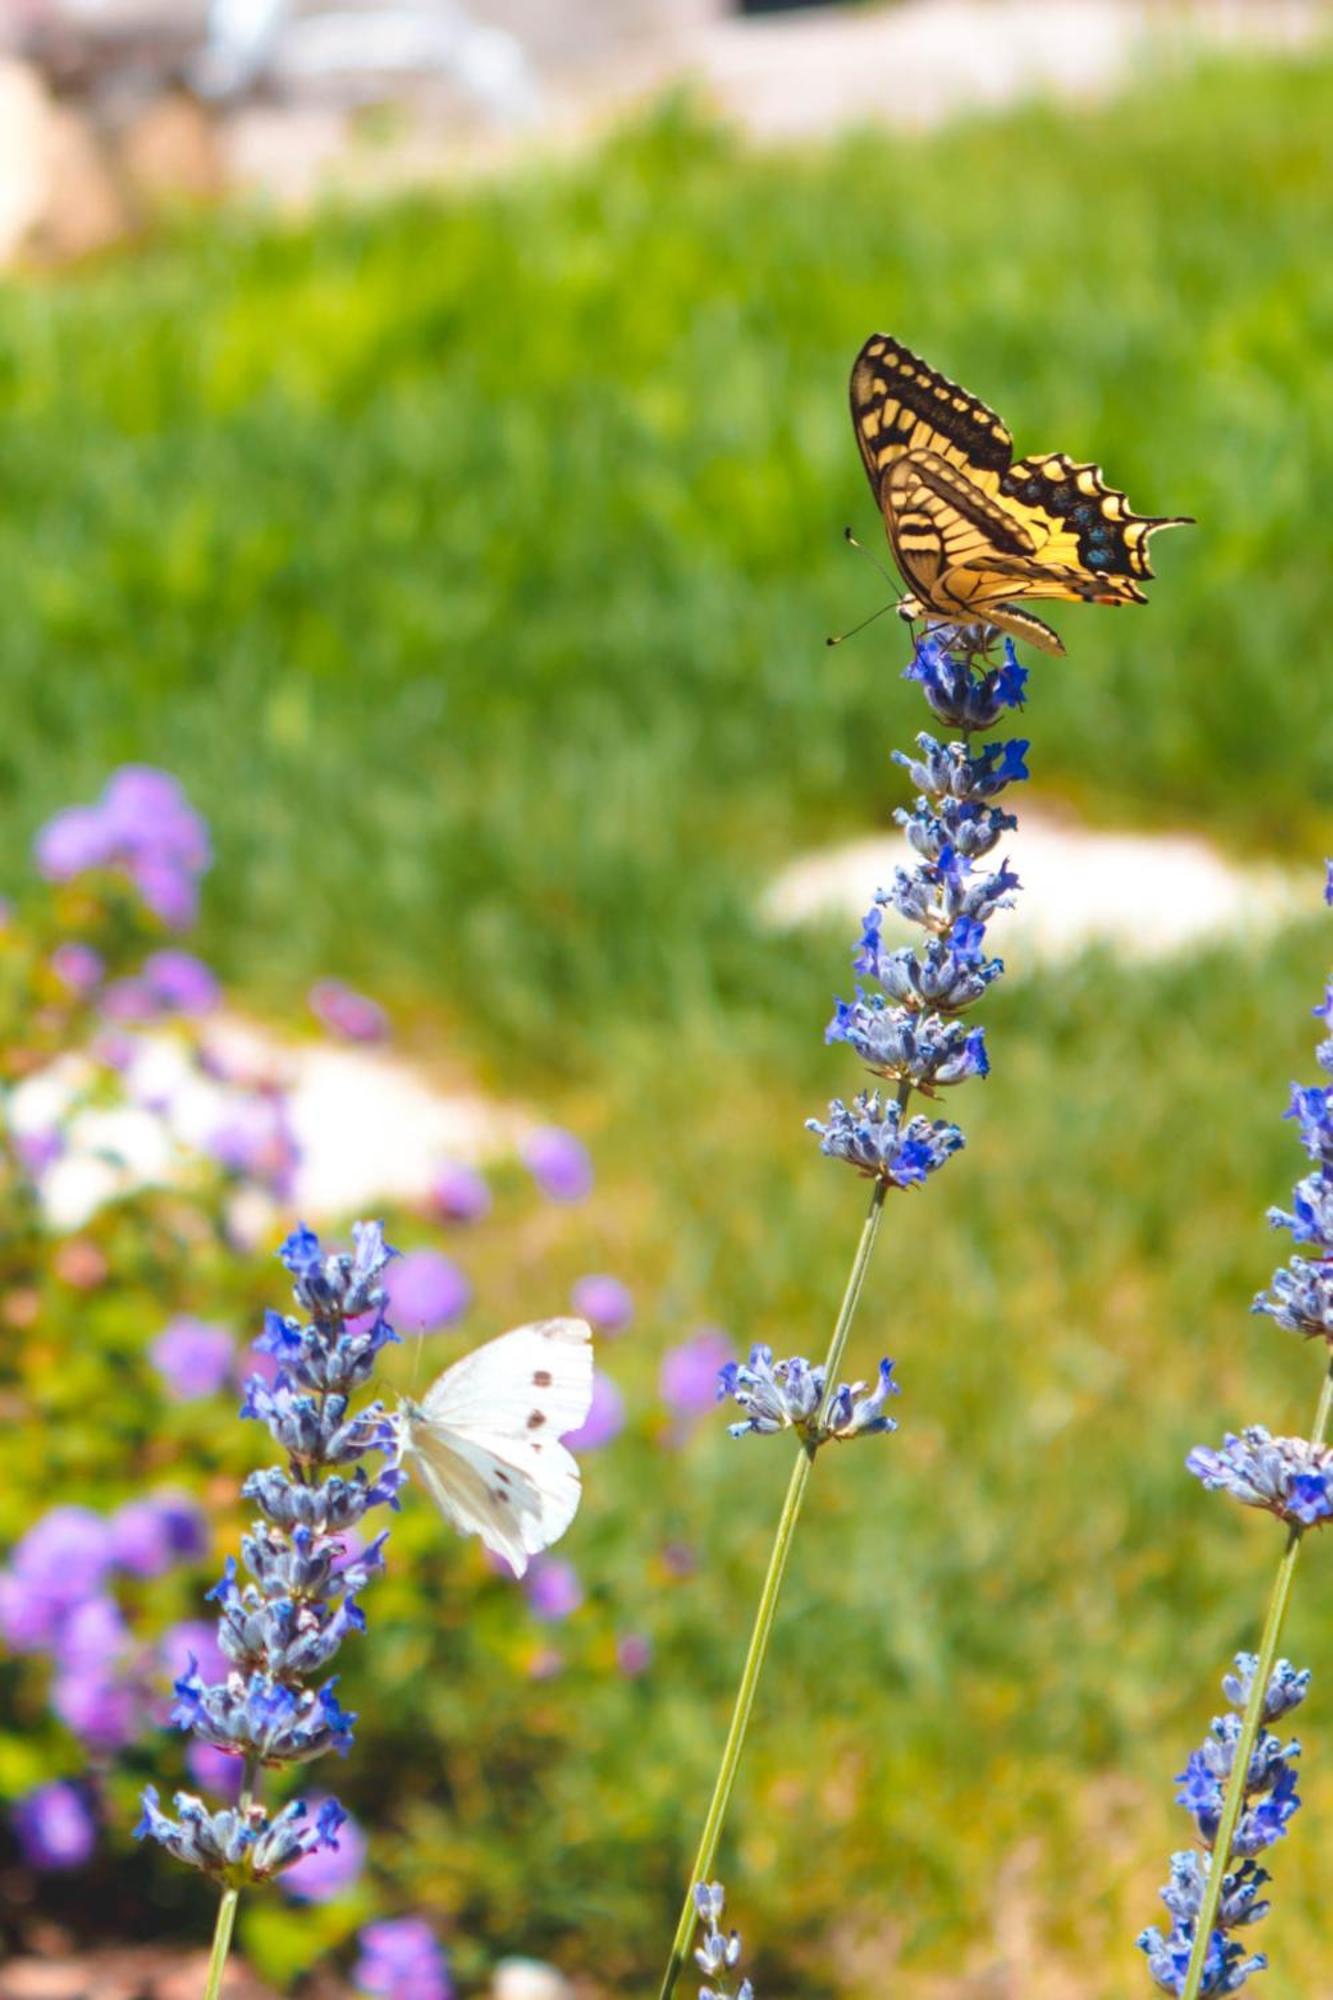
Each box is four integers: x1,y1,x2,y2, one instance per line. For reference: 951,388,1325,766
849,334,1192,655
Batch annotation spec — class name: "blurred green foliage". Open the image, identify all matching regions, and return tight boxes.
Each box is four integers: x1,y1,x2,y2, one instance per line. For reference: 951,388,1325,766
2,44,1333,2000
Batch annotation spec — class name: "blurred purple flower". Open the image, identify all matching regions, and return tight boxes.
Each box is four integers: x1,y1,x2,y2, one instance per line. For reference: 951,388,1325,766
55,1595,129,1670
186,1740,245,1799
570,1274,633,1334
207,1092,300,1200
661,1329,735,1426
100,977,159,1024
522,1127,593,1203
12,1782,97,1871
564,1370,624,1451
131,857,198,931
51,1662,141,1753
386,1250,470,1332
309,979,388,1044
143,950,219,1015
523,1557,583,1623
159,1618,229,1688
34,769,210,932
150,1318,235,1401
50,942,105,996
15,1128,63,1176
34,806,115,880
0,1507,114,1651
280,1801,367,1902
354,1918,453,2000
616,1632,652,1677
109,1494,205,1579
431,1161,491,1225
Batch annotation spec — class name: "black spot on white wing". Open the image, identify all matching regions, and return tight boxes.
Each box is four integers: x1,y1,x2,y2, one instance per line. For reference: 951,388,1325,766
527,1410,547,1429
533,1369,553,1388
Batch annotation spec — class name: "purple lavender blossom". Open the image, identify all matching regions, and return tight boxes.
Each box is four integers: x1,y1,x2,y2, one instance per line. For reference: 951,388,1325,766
563,1370,624,1450
280,1801,368,1901
309,980,389,1044
385,1249,471,1332
571,1273,634,1333
12,1782,97,1871
1139,1656,1308,1995
524,1557,583,1622
431,1161,491,1223
522,1126,593,1202
354,1918,453,2000
150,1318,236,1401
136,1223,404,1893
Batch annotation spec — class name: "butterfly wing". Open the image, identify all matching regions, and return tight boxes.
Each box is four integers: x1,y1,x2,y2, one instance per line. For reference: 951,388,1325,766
997,451,1191,588
402,1317,593,1576
850,334,1014,507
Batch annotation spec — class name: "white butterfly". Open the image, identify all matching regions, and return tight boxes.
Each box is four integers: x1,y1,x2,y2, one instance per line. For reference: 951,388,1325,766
394,1317,594,1577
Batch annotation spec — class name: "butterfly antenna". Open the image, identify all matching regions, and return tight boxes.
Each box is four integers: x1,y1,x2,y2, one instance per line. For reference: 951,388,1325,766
827,598,896,647
842,524,899,588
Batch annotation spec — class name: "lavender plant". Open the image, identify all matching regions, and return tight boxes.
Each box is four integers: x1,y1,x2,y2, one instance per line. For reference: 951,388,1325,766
1138,1655,1309,1995
693,1882,755,2000
1138,871,1333,1999
136,1221,405,2000
657,622,1032,1999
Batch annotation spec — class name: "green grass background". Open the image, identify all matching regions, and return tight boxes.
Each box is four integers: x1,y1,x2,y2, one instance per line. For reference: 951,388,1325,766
3,44,1333,1998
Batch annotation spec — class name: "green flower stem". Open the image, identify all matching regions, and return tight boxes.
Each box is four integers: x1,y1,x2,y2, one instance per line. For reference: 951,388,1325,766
202,1759,259,2000
1180,1350,1333,2000
656,1176,889,2000
202,1887,240,2000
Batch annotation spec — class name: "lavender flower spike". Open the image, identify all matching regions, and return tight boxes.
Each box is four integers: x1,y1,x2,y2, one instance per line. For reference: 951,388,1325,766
1138,1655,1309,1995
693,1882,755,2000
137,1222,404,1898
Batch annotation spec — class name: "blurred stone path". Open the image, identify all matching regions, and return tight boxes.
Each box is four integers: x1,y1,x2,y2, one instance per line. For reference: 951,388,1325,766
763,807,1310,961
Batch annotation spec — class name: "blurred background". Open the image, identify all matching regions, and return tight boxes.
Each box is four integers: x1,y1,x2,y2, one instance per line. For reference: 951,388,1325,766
1,1,1333,1995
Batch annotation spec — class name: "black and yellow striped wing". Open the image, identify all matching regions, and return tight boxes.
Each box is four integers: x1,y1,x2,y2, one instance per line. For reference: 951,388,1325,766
849,334,1191,653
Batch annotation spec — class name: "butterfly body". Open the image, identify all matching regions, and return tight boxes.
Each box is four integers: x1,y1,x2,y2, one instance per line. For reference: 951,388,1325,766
850,334,1191,654
395,1316,593,1577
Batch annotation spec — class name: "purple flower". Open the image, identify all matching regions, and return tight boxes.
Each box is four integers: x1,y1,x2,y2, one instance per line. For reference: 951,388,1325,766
564,1370,624,1451
35,805,115,879
570,1274,634,1334
0,1506,114,1651
309,980,389,1044
143,949,220,1015
110,1494,207,1578
49,942,105,996
161,1619,229,1688
523,1557,583,1622
100,977,160,1023
522,1127,593,1203
207,1092,300,1200
12,1782,97,1871
55,1594,129,1669
385,1250,470,1332
661,1330,735,1424
617,1632,652,1676
150,1318,236,1401
51,1663,141,1752
280,1800,367,1902
186,1740,245,1799
132,857,199,930
15,1128,63,1176
431,1161,492,1224
354,1918,453,2000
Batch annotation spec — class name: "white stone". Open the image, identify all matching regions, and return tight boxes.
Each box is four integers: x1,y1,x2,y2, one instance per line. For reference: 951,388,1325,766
491,1960,573,2000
